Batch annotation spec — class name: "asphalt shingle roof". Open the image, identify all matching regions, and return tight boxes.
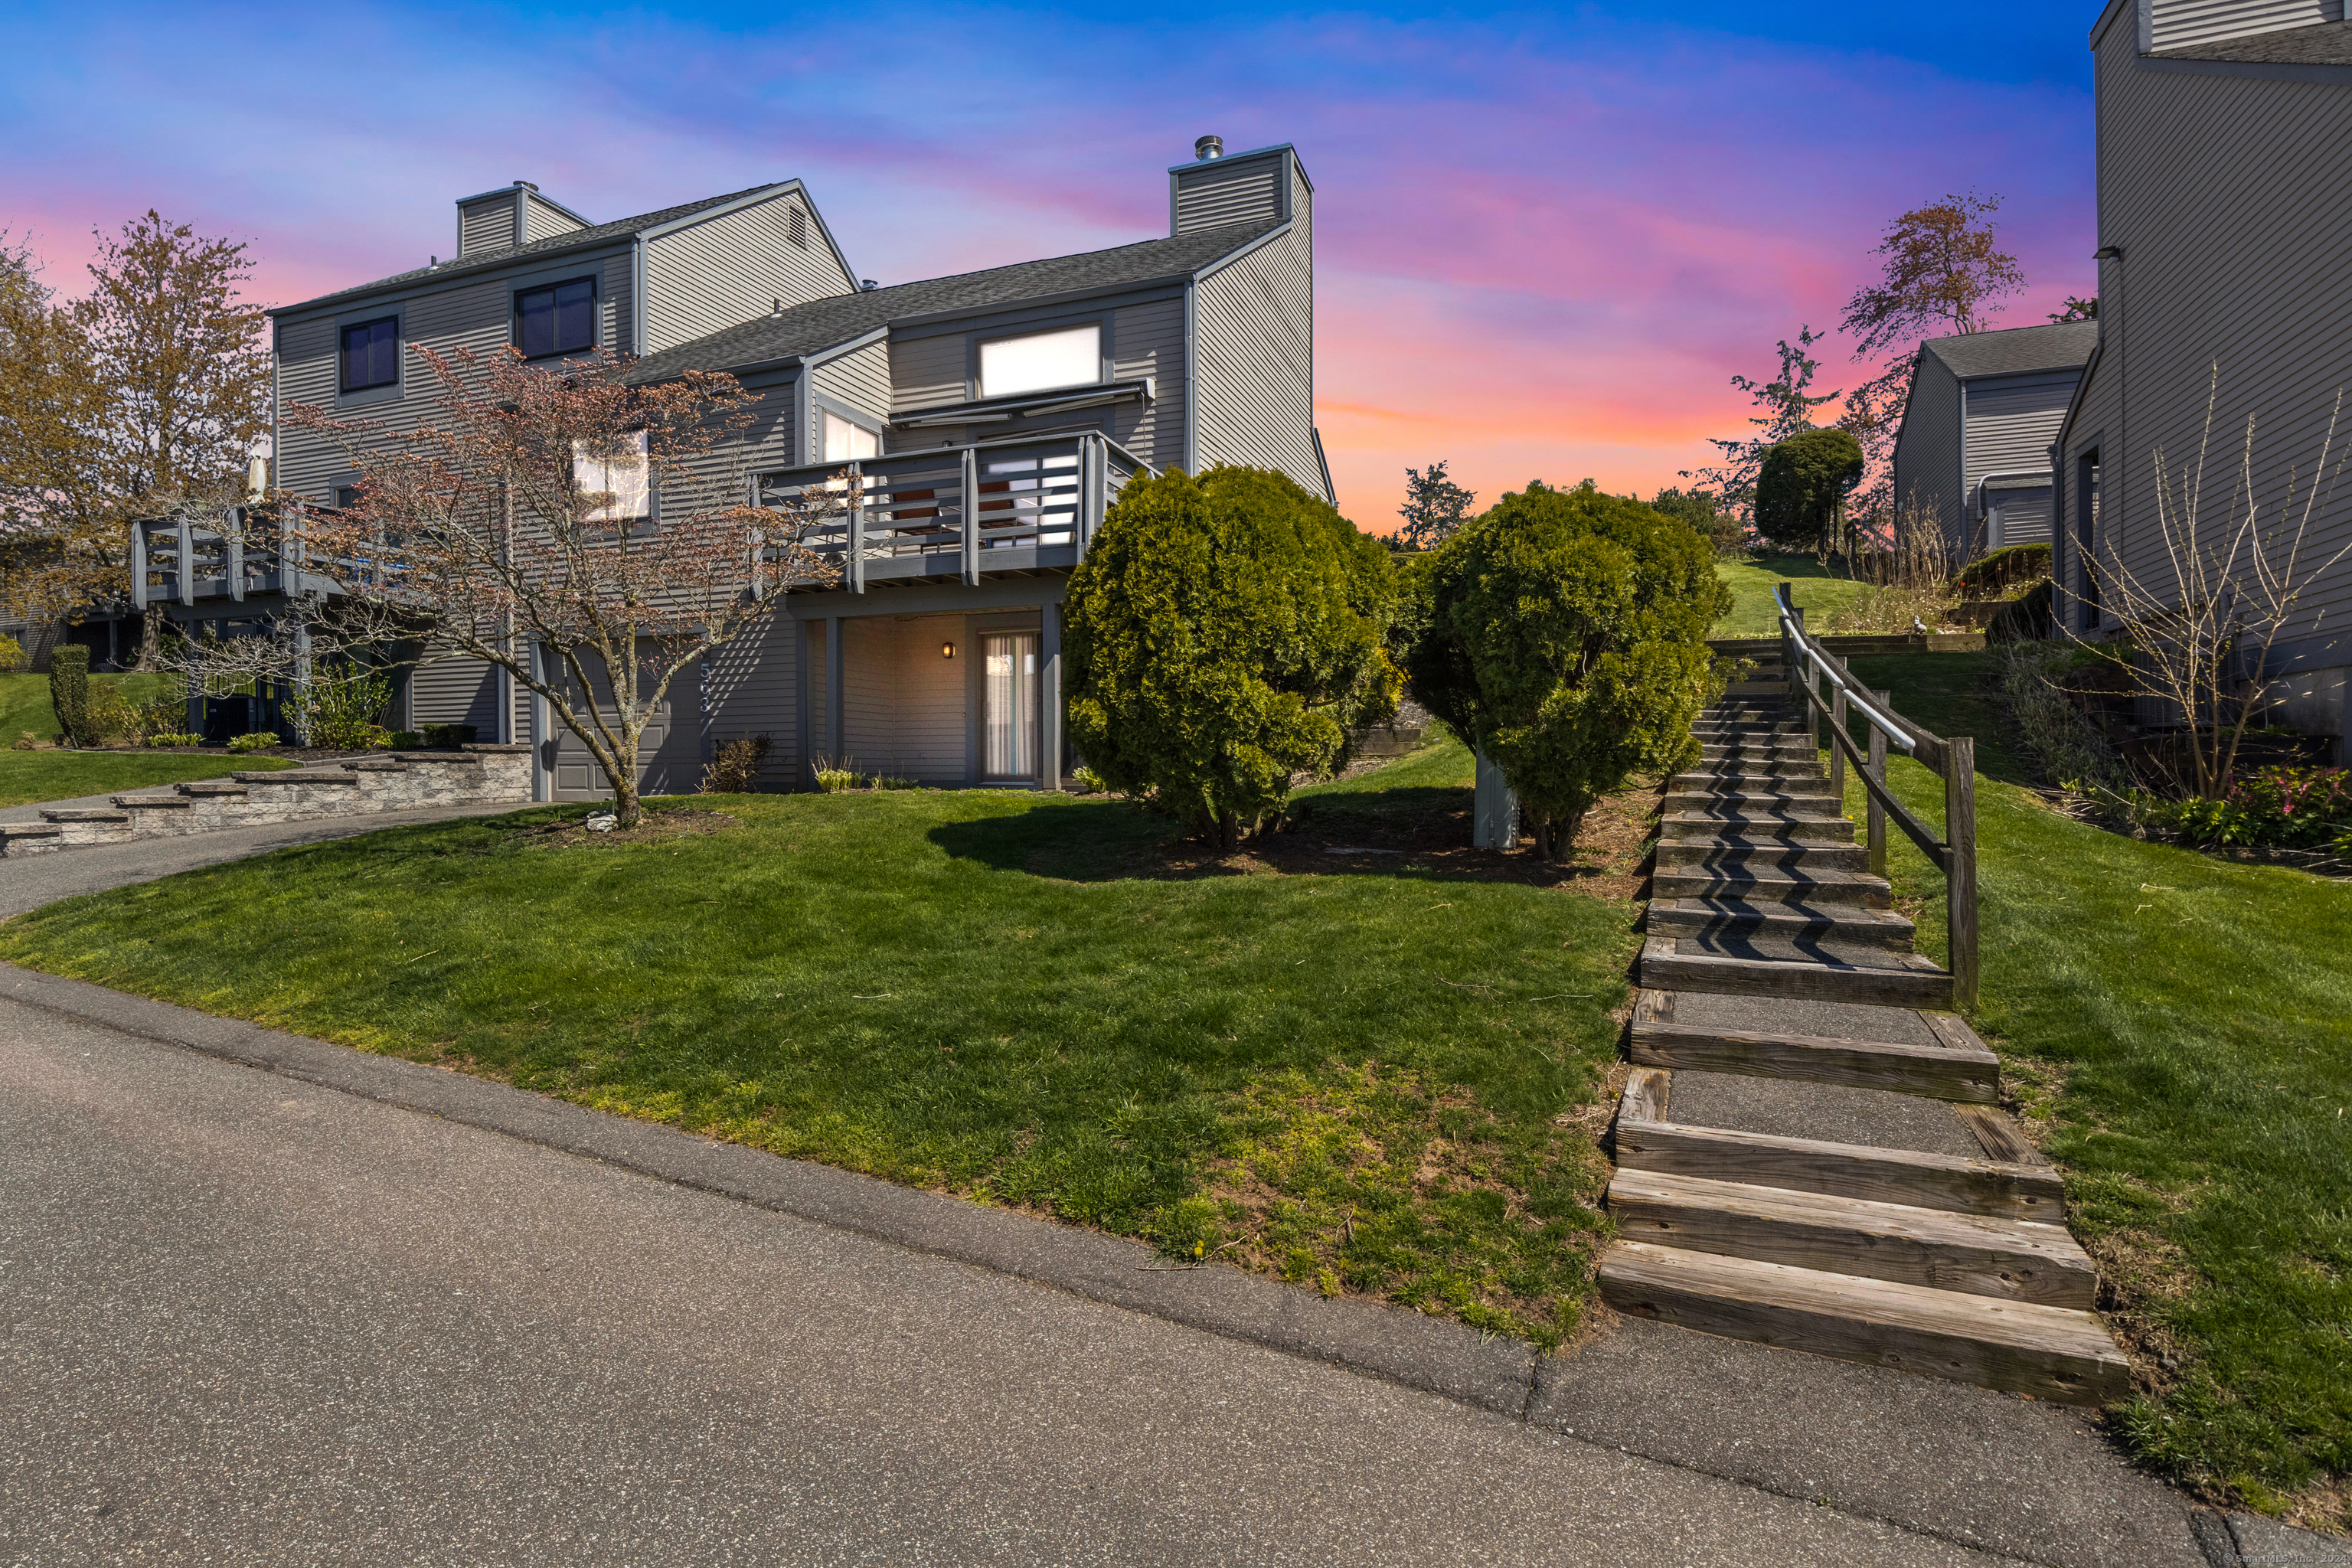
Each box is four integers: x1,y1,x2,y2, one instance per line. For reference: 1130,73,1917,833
1922,318,2099,380
270,185,786,317
2150,18,2352,64
625,220,1283,382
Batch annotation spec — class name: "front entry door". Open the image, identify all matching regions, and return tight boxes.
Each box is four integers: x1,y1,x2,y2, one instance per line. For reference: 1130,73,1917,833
982,632,1039,781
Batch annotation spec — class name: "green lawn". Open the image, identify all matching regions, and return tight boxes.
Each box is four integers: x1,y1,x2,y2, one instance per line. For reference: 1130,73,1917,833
1713,554,1877,639
0,733,1637,1347
0,671,292,808
1834,652,2352,1526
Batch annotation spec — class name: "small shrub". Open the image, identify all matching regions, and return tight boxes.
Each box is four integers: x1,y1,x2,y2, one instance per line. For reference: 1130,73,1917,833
1998,642,2130,792
1955,542,2052,599
811,754,859,792
299,672,393,750
83,681,142,742
421,722,477,750
131,681,190,740
145,733,207,749
13,731,46,750
47,646,92,747
867,773,920,791
0,634,24,673
227,731,280,753
701,733,773,794
388,730,425,750
1072,765,1107,795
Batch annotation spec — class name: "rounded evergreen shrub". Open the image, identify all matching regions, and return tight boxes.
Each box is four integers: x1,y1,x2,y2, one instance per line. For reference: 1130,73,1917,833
1755,429,1864,554
1064,465,1397,849
47,645,92,748
1406,481,1729,861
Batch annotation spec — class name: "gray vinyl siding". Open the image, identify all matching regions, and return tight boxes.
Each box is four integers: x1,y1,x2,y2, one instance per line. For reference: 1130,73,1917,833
1109,296,1185,472
409,649,502,737
1891,349,1965,555
459,198,517,256
640,192,853,355
2146,0,2336,51
2082,15,2352,657
1174,155,1284,234
523,193,583,243
811,339,891,438
665,369,799,513
1963,373,2076,494
886,332,973,449
1193,227,1318,495
273,247,635,503
1988,486,2056,548
699,606,802,790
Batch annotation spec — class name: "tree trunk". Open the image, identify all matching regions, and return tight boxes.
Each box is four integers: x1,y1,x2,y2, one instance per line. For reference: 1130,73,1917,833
137,606,163,672
612,771,643,829
1218,809,1239,853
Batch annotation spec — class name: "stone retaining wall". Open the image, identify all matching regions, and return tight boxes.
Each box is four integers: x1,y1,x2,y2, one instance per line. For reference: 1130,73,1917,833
0,745,533,858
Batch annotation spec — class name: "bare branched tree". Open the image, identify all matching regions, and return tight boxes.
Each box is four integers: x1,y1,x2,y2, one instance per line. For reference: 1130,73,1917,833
2075,366,2352,799
289,344,842,825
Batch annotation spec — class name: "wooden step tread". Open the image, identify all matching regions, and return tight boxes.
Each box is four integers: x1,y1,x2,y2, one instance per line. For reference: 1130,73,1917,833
1639,934,1958,1011
1631,1014,1994,1100
1597,1240,2126,1405
1654,840,1870,869
1652,867,1891,907
1606,1168,2094,1307
1648,897,1913,952
1614,1116,2066,1221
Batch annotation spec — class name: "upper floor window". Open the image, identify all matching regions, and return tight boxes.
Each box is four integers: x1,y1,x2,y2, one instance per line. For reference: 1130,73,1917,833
341,316,399,391
516,278,596,360
979,324,1099,400
822,410,880,462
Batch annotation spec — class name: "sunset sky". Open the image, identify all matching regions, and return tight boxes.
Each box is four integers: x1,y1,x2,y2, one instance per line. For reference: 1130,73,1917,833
3,1,2101,533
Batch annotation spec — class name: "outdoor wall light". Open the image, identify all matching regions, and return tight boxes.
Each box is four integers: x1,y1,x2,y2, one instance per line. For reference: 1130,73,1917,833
942,641,956,659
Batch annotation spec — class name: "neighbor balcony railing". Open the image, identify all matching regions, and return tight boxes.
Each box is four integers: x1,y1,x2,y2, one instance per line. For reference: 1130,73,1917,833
754,430,1149,593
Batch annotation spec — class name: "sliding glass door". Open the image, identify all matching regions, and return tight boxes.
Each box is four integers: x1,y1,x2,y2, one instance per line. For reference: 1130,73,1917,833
982,632,1040,781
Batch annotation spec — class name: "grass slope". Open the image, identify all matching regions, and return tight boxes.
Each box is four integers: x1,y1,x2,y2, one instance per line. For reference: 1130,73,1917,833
1837,651,2351,1524
1713,554,1876,639
0,735,1638,1346
0,672,292,808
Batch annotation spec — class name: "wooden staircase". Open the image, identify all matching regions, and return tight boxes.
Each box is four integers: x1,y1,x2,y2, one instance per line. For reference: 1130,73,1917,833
1598,636,2129,1406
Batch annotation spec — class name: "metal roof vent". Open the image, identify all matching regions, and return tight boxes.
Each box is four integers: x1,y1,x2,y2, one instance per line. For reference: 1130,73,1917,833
770,297,782,316
861,279,879,291
1194,135,1223,162
514,180,539,191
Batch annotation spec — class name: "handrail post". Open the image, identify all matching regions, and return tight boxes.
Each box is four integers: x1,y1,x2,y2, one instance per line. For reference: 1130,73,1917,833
847,460,866,594
1945,736,1979,1008
1867,687,1890,879
1829,652,1848,800
959,446,981,586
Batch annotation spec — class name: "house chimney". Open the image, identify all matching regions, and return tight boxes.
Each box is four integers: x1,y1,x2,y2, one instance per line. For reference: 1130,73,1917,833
1194,135,1223,162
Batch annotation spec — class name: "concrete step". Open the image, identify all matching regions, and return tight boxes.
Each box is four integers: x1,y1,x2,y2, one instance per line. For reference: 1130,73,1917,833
1612,1116,2067,1223
1606,1168,2097,1308
0,822,67,858
1630,1002,1991,1098
1654,838,1871,872
1597,1240,2127,1406
1639,934,1955,1009
1647,895,1915,952
1652,864,1891,906
1658,809,1854,844
41,807,131,823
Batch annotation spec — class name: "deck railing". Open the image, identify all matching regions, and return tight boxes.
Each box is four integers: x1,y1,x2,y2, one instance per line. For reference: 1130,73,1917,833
754,430,1148,592
1774,583,1981,1006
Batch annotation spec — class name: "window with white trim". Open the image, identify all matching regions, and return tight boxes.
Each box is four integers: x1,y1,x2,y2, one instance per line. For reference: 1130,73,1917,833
978,324,1100,400
822,410,880,462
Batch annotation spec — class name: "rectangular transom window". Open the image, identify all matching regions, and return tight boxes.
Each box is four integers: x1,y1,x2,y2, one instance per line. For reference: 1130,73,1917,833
822,410,880,462
341,316,399,391
517,278,596,359
978,324,1099,400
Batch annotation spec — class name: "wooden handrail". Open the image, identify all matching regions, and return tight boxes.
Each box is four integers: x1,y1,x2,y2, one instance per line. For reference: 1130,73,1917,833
1772,583,1980,1006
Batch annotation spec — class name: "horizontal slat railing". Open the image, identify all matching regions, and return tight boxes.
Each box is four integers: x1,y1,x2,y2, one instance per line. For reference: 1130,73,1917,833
1774,583,1980,1006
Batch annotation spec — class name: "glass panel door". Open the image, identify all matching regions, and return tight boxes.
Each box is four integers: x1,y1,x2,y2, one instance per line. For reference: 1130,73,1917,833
983,632,1040,779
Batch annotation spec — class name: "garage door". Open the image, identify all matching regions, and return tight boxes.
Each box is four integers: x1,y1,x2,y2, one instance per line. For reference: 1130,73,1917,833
543,647,702,802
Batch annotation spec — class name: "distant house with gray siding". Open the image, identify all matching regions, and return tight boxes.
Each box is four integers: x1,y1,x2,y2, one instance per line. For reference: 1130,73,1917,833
1890,320,2096,560
2055,0,2352,762
250,137,1329,799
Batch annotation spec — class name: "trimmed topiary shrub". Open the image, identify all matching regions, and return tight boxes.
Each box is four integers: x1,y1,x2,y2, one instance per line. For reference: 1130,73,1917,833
47,646,92,747
1065,465,1398,850
1406,480,1729,861
1755,429,1864,554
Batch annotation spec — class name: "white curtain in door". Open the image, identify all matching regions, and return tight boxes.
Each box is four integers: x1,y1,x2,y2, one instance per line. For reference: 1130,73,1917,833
983,632,1040,779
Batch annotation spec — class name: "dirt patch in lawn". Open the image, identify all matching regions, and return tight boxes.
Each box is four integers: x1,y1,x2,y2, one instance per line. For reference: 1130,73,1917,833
502,809,738,851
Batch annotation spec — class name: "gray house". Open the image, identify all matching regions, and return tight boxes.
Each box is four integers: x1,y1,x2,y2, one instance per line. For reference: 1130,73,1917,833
2056,0,2352,760
248,136,1328,799
1890,320,2097,560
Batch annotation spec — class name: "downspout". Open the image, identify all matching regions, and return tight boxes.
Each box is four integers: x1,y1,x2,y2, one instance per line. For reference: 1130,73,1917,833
1181,279,1199,475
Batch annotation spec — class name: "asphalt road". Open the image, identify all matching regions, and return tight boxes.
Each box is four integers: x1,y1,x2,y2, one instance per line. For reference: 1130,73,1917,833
0,996,2041,1567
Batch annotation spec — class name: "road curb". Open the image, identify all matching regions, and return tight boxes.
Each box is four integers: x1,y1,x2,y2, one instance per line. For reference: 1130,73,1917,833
0,961,1538,1419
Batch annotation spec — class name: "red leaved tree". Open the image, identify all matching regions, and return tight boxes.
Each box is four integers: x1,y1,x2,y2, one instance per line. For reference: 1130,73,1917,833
289,345,841,825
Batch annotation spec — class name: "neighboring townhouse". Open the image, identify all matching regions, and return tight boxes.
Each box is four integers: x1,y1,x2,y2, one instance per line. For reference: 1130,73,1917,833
229,136,1328,798
2055,0,2352,760
1890,320,2097,560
